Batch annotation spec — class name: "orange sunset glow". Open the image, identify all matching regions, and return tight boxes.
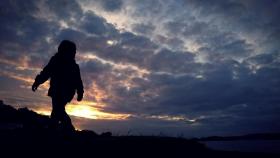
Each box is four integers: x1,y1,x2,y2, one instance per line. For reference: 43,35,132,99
35,100,130,120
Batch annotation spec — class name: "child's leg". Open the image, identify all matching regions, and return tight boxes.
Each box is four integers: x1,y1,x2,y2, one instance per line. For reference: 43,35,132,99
51,97,75,131
61,112,75,131
51,97,64,124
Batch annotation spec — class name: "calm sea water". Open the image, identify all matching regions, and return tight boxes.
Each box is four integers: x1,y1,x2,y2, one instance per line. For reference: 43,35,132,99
201,140,280,154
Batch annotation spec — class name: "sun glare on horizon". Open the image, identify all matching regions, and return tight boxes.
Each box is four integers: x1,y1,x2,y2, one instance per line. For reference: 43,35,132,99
34,100,130,120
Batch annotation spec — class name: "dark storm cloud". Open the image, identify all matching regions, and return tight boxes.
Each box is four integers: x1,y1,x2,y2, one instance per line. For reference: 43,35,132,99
56,29,86,43
46,0,83,20
53,12,158,67
82,59,112,74
119,32,157,49
130,0,164,18
1,0,280,136
99,0,123,12
132,23,155,35
188,0,280,50
164,20,209,37
146,49,195,73
0,0,57,54
79,11,117,36
73,0,280,135
155,35,185,51
245,52,280,66
164,16,254,61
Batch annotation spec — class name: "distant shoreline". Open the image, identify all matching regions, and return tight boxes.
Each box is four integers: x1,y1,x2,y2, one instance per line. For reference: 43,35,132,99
194,133,280,141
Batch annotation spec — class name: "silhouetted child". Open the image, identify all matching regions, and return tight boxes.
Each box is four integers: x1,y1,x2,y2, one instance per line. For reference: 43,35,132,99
32,40,84,131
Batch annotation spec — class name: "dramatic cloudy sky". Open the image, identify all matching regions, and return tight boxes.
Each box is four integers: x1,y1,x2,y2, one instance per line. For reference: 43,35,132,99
1,0,280,137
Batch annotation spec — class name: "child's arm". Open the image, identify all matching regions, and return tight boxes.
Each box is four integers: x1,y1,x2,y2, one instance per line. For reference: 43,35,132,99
32,57,54,91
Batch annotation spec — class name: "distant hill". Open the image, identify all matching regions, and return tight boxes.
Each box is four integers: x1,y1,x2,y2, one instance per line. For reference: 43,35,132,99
194,133,280,141
0,100,51,129
0,100,279,158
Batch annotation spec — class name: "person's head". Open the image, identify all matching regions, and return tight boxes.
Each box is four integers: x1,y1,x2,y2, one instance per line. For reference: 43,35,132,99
58,40,76,59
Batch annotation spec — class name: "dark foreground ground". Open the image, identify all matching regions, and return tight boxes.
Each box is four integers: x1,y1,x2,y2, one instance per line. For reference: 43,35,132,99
0,101,279,158
0,128,279,158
